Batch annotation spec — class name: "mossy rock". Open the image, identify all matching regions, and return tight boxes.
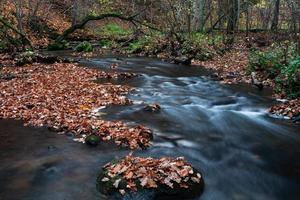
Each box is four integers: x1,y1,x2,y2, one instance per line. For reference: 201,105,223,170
97,167,204,200
85,135,101,146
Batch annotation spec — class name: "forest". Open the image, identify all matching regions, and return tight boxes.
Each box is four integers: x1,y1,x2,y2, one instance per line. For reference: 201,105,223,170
0,0,300,200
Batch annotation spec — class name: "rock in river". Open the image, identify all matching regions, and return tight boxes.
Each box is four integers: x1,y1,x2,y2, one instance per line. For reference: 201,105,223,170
85,135,101,146
143,104,161,113
97,154,204,199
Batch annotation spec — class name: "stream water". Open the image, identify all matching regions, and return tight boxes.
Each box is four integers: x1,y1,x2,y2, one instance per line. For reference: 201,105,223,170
0,55,300,200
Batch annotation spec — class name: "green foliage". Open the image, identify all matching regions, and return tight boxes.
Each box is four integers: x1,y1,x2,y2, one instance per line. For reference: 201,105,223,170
15,50,35,66
247,49,282,78
127,33,164,54
99,39,117,49
248,42,298,78
140,33,165,53
248,42,300,98
128,40,142,53
101,24,132,40
181,33,221,61
0,40,6,52
47,40,69,51
275,56,300,98
75,41,93,52
189,32,223,46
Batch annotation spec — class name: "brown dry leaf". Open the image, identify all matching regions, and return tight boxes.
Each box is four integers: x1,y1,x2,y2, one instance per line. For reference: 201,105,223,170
163,177,174,188
125,171,134,179
102,154,202,194
178,169,189,177
140,176,148,187
113,179,122,188
147,178,158,188
191,177,200,183
119,189,126,195
112,164,122,174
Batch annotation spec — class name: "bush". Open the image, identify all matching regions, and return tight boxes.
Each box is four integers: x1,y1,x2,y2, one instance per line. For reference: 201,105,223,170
181,33,218,61
75,41,93,52
136,33,165,54
248,42,300,98
99,39,117,49
247,49,282,78
15,50,35,66
248,42,299,78
47,40,69,51
276,56,300,98
127,40,142,54
125,33,164,54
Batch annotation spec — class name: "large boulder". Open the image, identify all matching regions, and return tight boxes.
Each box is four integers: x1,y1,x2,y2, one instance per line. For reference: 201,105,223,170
97,154,204,200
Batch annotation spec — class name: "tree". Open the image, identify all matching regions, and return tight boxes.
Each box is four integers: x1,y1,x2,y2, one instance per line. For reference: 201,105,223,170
192,0,206,32
227,0,240,34
271,0,280,31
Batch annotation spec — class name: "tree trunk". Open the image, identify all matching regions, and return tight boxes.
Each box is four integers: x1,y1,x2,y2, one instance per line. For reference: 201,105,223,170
0,15,33,49
227,0,239,34
56,13,158,42
193,0,205,32
72,0,79,26
12,0,23,33
217,0,225,30
271,0,280,31
246,4,249,36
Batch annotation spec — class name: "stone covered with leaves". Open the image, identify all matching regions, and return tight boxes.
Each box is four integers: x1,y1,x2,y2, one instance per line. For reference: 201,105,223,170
97,154,204,199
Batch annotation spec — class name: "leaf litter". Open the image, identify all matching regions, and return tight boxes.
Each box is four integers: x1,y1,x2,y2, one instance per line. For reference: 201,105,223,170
102,153,202,195
0,63,152,149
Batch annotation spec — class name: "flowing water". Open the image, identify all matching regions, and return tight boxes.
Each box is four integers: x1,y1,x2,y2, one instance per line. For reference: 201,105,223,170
0,55,300,200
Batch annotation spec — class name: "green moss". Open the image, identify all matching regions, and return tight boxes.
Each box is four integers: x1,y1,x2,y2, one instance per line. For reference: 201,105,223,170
85,135,101,146
128,40,142,53
97,23,132,40
47,40,69,51
99,39,117,49
75,41,93,52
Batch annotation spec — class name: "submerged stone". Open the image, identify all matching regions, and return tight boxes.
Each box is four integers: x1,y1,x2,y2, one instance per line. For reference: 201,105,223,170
85,135,101,146
143,104,161,113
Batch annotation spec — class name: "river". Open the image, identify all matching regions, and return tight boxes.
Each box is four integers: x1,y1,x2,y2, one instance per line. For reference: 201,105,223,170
0,55,299,200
